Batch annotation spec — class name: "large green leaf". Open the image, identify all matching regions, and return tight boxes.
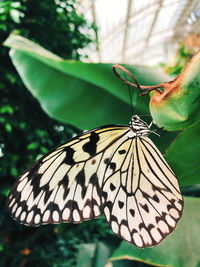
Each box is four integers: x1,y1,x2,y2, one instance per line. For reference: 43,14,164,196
76,241,118,267
4,35,199,187
76,243,96,267
165,122,200,187
4,34,170,129
109,197,200,267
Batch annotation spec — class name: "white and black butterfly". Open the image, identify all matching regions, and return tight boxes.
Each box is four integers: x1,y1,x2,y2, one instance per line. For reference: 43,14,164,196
6,115,183,248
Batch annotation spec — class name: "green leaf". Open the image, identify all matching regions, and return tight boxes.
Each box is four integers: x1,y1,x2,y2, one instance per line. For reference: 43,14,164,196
0,104,14,114
94,241,118,267
27,141,39,150
76,243,96,267
4,34,170,129
165,122,200,187
109,197,200,267
76,241,119,267
5,123,12,132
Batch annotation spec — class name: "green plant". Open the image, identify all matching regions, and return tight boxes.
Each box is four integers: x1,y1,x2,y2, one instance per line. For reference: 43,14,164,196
0,1,101,266
160,43,194,76
3,34,200,267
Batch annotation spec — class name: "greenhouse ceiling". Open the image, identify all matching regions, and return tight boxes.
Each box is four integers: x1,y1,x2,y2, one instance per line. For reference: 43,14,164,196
79,0,200,65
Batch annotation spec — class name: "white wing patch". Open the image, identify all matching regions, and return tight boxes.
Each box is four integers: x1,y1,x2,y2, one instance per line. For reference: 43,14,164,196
101,136,183,248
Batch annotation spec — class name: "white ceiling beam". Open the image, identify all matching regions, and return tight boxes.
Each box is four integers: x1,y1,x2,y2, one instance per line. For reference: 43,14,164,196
100,1,159,47
122,0,132,62
173,0,194,38
91,0,101,62
133,0,163,63
100,0,181,47
174,0,197,30
145,0,163,46
122,30,174,60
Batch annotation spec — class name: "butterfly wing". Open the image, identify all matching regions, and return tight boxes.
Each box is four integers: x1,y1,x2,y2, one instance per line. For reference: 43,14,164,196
101,135,183,248
6,125,129,226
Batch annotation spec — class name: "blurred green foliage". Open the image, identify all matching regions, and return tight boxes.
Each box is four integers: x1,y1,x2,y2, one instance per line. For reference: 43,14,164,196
0,1,117,266
160,43,194,76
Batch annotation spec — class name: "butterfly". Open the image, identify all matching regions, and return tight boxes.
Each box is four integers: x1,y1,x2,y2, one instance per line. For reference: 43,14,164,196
6,115,183,248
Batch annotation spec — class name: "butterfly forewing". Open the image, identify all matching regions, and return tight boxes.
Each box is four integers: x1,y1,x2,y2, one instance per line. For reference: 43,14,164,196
6,126,129,226
101,135,183,248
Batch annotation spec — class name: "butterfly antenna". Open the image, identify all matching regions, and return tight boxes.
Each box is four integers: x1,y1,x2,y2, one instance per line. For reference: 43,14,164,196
124,73,134,116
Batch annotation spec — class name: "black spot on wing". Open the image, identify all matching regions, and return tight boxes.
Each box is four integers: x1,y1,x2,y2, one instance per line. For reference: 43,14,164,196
63,190,70,201
109,162,116,172
118,149,126,154
152,185,163,192
42,184,52,204
147,224,155,231
71,200,79,210
118,201,124,209
153,194,160,203
102,191,108,201
91,159,96,165
81,187,87,199
156,215,164,223
121,219,128,227
76,169,85,187
89,173,98,186
167,204,174,211
64,147,75,165
89,173,100,196
105,201,113,211
83,132,99,157
110,214,118,223
57,174,70,200
104,158,109,164
140,203,149,213
58,174,69,188
142,191,150,199
75,169,87,199
30,173,42,199
139,222,146,230
129,209,135,217
110,183,116,191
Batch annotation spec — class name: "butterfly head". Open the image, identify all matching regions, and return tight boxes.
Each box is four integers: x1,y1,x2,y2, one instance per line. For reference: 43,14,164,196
130,115,151,136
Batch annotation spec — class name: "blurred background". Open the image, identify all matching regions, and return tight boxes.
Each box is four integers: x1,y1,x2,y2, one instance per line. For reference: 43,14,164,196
0,0,200,266
79,0,200,65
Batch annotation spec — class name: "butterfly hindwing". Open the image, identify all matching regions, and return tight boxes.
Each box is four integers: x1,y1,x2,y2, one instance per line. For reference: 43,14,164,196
101,136,183,248
6,126,129,226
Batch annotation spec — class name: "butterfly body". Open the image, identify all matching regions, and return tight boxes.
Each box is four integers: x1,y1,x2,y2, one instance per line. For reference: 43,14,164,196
6,115,183,248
